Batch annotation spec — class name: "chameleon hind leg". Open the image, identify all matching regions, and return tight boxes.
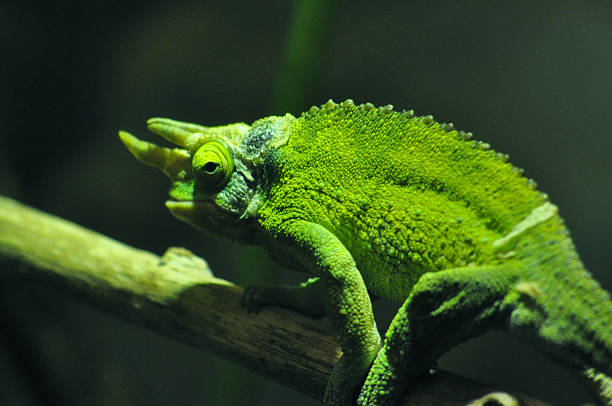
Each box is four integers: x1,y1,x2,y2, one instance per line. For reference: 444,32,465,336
358,264,522,406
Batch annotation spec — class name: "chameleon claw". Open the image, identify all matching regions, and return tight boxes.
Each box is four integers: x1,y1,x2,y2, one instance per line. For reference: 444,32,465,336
241,286,266,313
118,130,192,181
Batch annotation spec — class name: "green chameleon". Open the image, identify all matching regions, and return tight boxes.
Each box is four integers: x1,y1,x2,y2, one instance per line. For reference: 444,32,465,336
119,99,611,405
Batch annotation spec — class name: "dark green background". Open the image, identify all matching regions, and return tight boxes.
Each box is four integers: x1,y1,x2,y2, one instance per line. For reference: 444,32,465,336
1,1,611,405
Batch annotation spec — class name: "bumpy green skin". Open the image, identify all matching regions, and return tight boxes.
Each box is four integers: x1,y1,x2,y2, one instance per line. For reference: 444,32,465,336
120,100,612,405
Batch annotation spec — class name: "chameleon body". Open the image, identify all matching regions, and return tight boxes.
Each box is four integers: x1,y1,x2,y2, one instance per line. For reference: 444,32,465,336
119,99,612,405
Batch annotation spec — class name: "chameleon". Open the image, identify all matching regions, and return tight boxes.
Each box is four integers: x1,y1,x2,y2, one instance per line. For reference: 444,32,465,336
119,99,612,405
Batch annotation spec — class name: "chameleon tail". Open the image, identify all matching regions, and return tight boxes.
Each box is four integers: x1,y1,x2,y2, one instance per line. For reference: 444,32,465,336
515,256,612,404
534,267,612,378
505,213,612,404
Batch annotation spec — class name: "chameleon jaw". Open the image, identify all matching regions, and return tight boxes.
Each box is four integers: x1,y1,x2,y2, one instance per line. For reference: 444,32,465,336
164,199,237,235
165,200,194,212
165,200,199,228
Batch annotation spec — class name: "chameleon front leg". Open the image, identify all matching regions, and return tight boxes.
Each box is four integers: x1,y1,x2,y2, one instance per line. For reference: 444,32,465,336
242,276,327,318
249,221,382,406
358,264,522,406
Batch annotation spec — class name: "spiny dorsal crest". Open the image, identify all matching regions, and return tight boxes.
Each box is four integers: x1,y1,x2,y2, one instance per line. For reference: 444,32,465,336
301,98,544,198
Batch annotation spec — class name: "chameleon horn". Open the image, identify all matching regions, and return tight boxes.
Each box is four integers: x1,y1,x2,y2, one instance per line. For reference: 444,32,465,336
147,117,207,150
118,130,192,181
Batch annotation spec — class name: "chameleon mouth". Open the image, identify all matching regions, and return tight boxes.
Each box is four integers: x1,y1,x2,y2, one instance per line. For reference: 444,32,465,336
165,200,196,220
165,200,221,227
165,200,216,214
165,200,200,212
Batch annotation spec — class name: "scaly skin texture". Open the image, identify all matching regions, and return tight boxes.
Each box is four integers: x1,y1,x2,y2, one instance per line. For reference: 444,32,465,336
120,99,612,405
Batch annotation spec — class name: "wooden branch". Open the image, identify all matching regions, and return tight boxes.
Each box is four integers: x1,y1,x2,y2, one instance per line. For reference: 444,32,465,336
0,195,551,406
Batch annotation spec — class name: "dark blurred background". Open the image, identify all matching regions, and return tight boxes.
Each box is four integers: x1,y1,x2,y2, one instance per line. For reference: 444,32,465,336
1,1,611,405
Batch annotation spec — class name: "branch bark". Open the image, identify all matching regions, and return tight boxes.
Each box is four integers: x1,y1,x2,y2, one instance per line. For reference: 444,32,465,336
0,195,551,406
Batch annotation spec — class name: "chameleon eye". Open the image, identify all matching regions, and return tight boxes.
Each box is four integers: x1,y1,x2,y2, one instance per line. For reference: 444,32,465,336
192,140,234,189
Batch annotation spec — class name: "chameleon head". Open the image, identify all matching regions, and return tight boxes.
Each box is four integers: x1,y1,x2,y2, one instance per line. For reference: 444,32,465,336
118,117,273,242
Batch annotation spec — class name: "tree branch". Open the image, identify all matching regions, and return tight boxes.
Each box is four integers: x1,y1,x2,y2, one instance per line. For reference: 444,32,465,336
0,195,551,405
